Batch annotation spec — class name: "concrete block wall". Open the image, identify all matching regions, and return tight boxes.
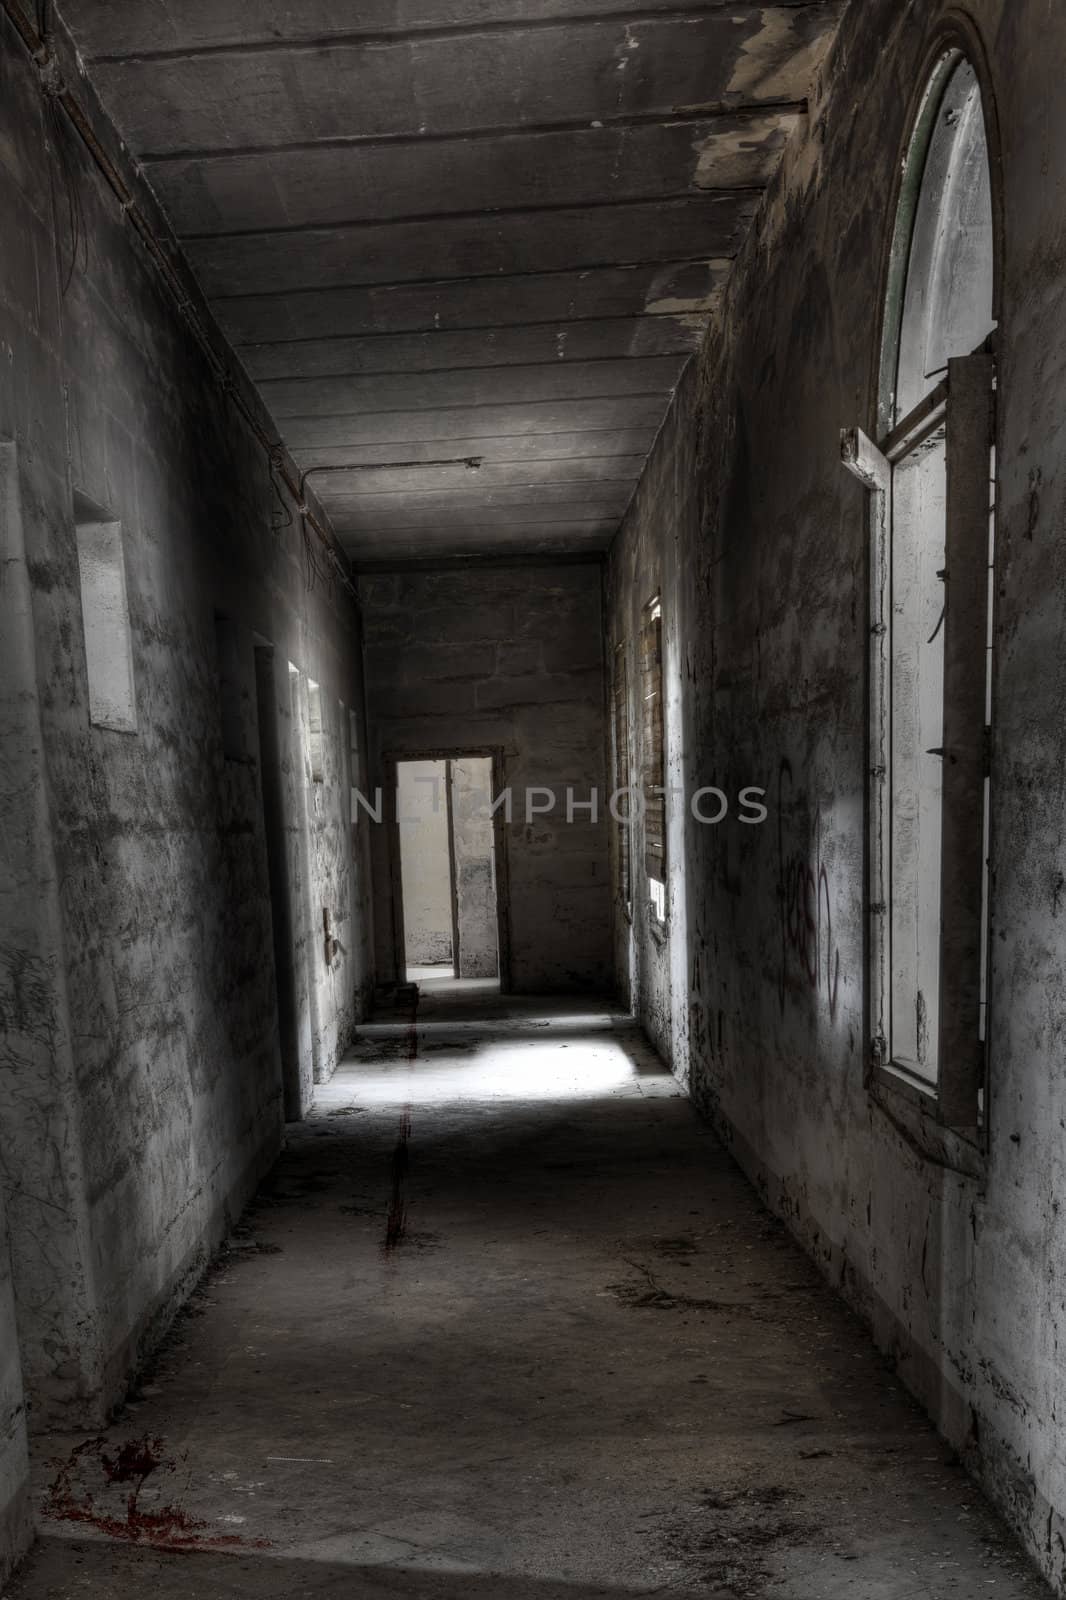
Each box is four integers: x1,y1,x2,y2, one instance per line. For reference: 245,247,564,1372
0,1196,30,1589
0,5,373,1518
360,564,610,993
291,665,374,1093
606,0,1066,1589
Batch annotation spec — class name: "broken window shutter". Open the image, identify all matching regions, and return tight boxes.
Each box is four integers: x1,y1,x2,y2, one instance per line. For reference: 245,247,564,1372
641,613,665,879
613,644,631,904
937,350,995,1127
841,426,892,1065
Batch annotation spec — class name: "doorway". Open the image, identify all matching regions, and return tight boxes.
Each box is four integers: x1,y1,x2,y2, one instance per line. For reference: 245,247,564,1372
395,755,502,989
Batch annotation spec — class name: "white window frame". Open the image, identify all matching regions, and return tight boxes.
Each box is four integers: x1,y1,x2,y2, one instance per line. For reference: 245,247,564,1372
843,46,998,1137
844,352,994,1131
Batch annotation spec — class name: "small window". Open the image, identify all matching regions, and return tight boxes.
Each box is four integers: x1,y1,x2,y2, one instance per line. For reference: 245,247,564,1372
74,494,137,733
612,642,632,913
307,680,324,784
641,595,667,925
649,878,666,924
844,50,996,1131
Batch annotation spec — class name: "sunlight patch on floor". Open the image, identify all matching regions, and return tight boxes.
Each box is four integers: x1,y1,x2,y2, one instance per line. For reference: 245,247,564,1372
318,1022,678,1109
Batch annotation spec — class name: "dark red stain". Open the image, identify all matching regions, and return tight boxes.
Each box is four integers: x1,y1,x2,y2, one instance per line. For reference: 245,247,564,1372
100,1435,164,1486
45,1435,270,1551
382,989,420,1254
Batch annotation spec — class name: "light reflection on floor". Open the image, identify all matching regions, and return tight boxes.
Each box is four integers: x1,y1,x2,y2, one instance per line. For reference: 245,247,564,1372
318,1004,676,1109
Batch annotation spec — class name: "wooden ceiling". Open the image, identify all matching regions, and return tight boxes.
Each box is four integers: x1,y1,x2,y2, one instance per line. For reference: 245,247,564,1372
59,0,844,563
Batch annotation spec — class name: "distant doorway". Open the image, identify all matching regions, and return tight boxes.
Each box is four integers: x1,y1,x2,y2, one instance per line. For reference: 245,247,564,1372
395,755,501,986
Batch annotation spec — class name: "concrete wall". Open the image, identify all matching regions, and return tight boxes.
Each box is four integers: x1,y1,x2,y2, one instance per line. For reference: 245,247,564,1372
606,0,1066,1589
452,757,499,979
360,564,610,992
286,665,371,1098
0,4,372,1459
0,1196,30,1589
397,759,454,968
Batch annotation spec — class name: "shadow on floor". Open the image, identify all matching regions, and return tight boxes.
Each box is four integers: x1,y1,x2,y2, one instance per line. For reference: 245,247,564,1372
10,1540,738,1599
372,984,618,1026
10,998,1051,1600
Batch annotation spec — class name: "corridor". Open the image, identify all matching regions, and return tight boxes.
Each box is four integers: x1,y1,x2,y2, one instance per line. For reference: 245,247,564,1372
5,1,1066,1594
9,995,1046,1600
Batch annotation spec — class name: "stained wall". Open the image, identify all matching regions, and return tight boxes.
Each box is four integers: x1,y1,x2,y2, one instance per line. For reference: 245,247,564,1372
606,0,1066,1588
0,4,373,1498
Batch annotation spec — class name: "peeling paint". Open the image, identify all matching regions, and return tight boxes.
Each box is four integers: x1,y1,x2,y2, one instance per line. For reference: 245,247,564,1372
644,293,722,317
692,112,802,190
727,8,832,102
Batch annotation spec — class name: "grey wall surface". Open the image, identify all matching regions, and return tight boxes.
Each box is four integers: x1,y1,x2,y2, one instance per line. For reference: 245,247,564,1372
0,1195,29,1589
606,0,1066,1589
0,3,372,1491
360,565,610,992
452,757,499,979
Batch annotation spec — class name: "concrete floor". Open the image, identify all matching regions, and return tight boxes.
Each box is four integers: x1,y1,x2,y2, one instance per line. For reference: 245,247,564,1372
8,994,1049,1599
404,967,501,999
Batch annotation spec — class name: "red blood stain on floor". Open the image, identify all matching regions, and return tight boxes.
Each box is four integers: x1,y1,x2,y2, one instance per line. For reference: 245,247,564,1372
45,1435,270,1550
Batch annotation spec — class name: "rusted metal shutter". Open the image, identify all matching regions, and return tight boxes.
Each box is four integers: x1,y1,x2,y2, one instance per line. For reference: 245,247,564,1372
641,609,665,880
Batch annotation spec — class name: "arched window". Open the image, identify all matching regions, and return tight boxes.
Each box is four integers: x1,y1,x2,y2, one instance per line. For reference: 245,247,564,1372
844,49,997,1132
880,55,996,431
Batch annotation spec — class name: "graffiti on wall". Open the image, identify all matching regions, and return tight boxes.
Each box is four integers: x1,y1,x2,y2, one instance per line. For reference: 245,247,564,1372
776,760,841,1019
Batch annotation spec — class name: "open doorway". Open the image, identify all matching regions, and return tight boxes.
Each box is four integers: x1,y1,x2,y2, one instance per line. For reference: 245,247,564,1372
395,755,501,992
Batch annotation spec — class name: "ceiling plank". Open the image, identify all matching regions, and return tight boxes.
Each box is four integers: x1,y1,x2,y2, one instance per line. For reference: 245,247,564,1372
187,200,753,297
325,468,644,499
213,262,724,343
239,317,704,380
150,114,801,234
350,520,620,540
282,396,669,448
62,1,843,62
325,480,636,509
332,500,635,530
300,457,646,495
340,523,618,558
291,431,659,469
80,11,837,155
261,357,687,421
